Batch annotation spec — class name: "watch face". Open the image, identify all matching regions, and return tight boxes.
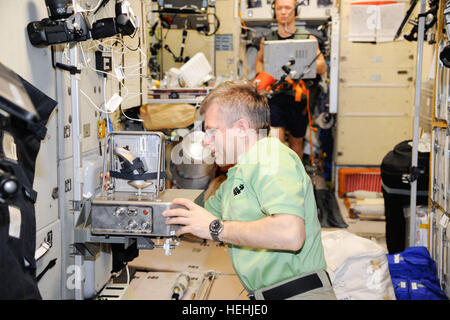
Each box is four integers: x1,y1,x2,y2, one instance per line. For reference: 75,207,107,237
210,220,221,232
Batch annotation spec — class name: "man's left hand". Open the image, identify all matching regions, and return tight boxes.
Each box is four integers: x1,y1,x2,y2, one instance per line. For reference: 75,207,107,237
162,198,218,239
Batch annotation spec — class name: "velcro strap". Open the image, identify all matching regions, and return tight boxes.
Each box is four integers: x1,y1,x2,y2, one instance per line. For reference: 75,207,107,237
27,122,48,141
294,84,303,102
120,158,146,175
22,185,38,203
381,180,428,196
261,272,323,300
109,170,166,181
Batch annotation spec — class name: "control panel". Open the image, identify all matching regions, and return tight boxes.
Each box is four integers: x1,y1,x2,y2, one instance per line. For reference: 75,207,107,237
91,200,178,236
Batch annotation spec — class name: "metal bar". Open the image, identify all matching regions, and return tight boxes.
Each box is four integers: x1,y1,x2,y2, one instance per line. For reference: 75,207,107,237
156,133,163,197
409,0,427,248
429,206,435,258
101,135,112,195
342,84,409,88
146,98,206,104
341,112,408,117
329,14,339,114
68,0,85,293
202,271,216,300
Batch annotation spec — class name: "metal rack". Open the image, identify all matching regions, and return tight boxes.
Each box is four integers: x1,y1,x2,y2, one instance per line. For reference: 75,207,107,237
428,0,450,297
147,87,212,104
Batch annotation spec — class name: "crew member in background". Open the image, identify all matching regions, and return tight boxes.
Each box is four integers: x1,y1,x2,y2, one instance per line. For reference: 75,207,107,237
255,0,327,161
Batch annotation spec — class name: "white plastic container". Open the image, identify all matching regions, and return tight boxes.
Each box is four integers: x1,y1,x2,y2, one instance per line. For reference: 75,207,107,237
179,52,213,88
404,205,429,248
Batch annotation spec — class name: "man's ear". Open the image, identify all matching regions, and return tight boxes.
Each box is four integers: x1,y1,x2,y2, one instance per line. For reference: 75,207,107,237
235,119,251,136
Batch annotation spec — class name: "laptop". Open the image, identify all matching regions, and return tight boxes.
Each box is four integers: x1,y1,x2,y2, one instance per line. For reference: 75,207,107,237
264,39,317,80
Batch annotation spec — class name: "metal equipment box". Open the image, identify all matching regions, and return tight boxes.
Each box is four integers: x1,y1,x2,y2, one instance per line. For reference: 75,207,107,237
91,131,203,237
91,188,203,236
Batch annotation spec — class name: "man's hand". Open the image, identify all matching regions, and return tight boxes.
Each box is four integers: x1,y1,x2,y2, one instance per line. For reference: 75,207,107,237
162,198,218,239
99,171,111,191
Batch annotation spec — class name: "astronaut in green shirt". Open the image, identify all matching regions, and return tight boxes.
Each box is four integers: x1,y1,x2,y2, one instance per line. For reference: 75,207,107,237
163,81,335,300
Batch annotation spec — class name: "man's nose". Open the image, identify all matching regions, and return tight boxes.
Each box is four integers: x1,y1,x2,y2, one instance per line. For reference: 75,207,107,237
203,136,212,147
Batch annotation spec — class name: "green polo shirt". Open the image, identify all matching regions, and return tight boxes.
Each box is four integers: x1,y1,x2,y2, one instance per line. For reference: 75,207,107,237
205,137,326,292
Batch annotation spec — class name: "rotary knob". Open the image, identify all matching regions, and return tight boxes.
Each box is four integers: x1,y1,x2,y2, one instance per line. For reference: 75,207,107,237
128,219,139,230
141,221,152,231
115,207,127,217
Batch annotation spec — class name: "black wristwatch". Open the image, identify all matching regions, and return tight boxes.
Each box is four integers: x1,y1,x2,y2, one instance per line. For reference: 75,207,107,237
209,219,224,242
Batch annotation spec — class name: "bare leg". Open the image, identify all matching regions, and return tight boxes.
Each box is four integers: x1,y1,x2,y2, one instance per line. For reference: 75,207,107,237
288,134,304,160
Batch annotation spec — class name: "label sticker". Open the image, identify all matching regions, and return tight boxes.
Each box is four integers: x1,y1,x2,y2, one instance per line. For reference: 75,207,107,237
115,66,124,82
105,93,122,113
440,214,449,228
9,83,25,108
3,132,17,161
140,136,147,154
8,206,21,239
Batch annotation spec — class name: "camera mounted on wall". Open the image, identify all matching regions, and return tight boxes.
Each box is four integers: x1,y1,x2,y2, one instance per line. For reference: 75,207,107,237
27,0,90,47
92,0,138,39
27,0,138,47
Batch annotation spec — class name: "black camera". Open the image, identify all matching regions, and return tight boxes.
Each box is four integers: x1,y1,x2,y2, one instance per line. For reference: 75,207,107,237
27,0,138,47
92,1,137,39
27,0,90,47
45,0,74,19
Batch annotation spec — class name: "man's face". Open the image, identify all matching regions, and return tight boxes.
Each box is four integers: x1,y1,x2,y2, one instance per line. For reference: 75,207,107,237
203,102,239,166
275,0,296,25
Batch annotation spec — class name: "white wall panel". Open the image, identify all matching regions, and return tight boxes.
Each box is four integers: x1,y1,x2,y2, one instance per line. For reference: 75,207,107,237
36,220,62,300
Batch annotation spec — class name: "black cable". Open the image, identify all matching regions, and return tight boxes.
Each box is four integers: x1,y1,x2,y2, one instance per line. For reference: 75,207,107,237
122,40,139,51
93,0,111,15
297,51,322,80
271,50,322,98
150,20,159,37
394,0,418,40
201,12,220,36
36,258,57,282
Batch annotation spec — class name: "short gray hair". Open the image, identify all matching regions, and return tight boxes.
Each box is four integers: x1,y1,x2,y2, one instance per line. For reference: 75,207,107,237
199,81,270,130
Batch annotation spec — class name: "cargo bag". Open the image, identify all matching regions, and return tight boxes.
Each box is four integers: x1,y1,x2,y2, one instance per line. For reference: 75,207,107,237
387,246,448,300
322,230,396,300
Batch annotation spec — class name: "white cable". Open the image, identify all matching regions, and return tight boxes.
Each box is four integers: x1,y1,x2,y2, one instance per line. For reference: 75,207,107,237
103,76,107,107
80,88,116,114
103,75,112,135
88,39,148,81
66,44,129,116
126,265,130,285
121,91,145,121
121,108,143,122
61,44,107,113
84,39,146,84
80,43,119,80
79,42,132,104
121,92,143,104
88,38,148,70
65,36,146,120
78,0,105,13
